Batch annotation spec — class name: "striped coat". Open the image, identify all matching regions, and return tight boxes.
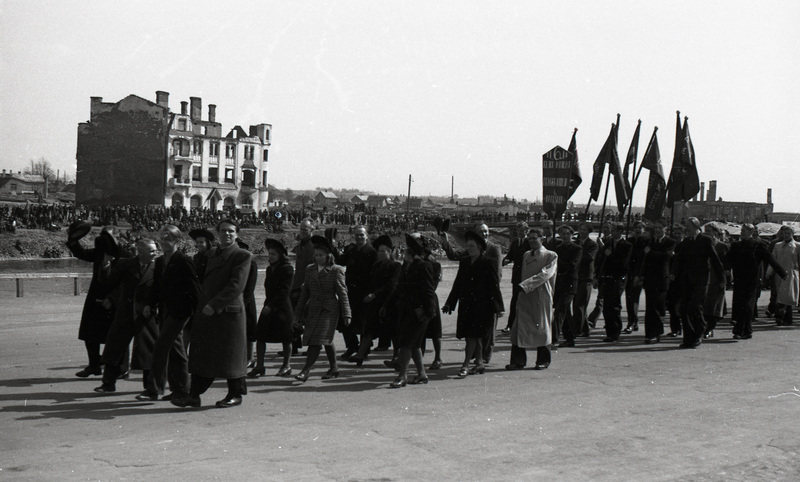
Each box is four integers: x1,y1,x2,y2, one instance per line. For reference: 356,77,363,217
296,263,351,345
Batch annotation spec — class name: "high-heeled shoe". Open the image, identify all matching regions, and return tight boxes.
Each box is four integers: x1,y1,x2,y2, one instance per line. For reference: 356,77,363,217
247,367,266,378
410,375,428,385
389,378,407,388
294,370,310,382
469,365,485,375
321,368,340,380
429,360,442,370
457,367,469,377
347,355,364,367
275,366,292,377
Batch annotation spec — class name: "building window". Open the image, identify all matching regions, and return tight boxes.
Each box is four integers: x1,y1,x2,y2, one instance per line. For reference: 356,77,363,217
173,139,189,157
241,196,253,209
208,167,219,183
223,197,235,211
10,183,17,192
265,129,270,142
210,142,220,157
173,164,183,180
244,145,255,161
225,144,236,158
262,150,268,163
190,195,202,209
224,168,234,183
242,169,255,187
262,171,268,186
193,140,203,156
192,166,201,182
178,118,187,131
172,193,183,207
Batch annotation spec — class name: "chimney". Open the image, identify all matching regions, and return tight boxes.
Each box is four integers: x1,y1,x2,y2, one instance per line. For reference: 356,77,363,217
43,176,49,199
180,101,188,115
700,182,705,202
155,91,169,109
90,97,103,117
767,188,772,205
708,180,717,202
249,126,258,137
190,97,201,121
208,104,216,123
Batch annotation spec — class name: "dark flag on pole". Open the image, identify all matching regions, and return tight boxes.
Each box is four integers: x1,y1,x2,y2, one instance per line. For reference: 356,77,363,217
567,128,582,198
609,123,629,212
666,115,700,206
622,120,641,197
589,125,612,201
641,129,666,221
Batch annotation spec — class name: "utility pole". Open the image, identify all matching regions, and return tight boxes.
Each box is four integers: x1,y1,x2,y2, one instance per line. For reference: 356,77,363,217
451,176,454,203
406,175,412,214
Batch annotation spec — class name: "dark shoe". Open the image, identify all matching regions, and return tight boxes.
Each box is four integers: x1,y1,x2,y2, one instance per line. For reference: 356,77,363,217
275,366,293,377
339,350,356,361
645,336,661,344
93,384,116,393
703,330,714,339
602,337,618,342
135,391,159,401
117,371,129,380
294,370,310,382
170,395,201,408
558,340,575,348
383,359,400,371
666,331,681,338
374,345,391,352
500,326,512,333
247,367,266,378
389,378,407,388
533,363,550,370
469,365,486,375
457,367,469,377
679,342,698,349
246,360,256,369
741,334,753,340
76,366,102,378
346,355,364,367
505,363,525,371
733,334,742,340
321,368,340,380
161,392,184,401
410,376,428,385
578,331,591,338
215,396,242,408
429,360,442,370
622,326,634,334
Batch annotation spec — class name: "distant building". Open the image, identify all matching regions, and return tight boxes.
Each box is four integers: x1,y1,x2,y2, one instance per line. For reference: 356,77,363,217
350,194,369,205
0,171,45,197
76,91,270,211
672,181,773,223
315,191,338,207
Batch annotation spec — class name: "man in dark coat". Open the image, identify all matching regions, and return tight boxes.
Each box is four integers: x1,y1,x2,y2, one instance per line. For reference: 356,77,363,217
623,221,648,333
673,217,725,349
725,223,786,339
665,224,686,337
501,222,531,333
555,225,583,347
597,223,632,342
66,224,128,378
572,223,598,337
289,218,316,355
236,238,259,368
143,225,200,401
334,225,378,359
637,219,676,343
93,238,159,394
588,221,612,327
172,219,251,409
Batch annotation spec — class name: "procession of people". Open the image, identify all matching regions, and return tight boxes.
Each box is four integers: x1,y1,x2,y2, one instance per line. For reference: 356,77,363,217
63,214,799,409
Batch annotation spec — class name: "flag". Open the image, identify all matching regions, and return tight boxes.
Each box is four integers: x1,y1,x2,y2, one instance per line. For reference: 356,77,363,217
567,128,582,198
641,130,666,221
589,125,613,201
609,123,629,212
622,120,641,197
666,115,700,206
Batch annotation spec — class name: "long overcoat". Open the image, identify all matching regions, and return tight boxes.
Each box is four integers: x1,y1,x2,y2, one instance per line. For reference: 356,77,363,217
67,238,121,343
385,257,438,348
296,263,351,346
189,243,252,379
445,254,504,339
256,260,295,343
335,242,378,333
771,240,800,306
512,247,558,348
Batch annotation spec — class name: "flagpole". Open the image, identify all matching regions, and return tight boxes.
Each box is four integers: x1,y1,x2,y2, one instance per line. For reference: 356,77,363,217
625,123,653,233
599,168,612,227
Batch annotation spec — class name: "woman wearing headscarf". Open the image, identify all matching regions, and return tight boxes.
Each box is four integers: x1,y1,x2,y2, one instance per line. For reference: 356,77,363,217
383,233,439,387
442,229,505,377
293,236,351,382
249,238,295,378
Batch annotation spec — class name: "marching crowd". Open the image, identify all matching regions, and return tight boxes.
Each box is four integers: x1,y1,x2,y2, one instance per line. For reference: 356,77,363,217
64,215,800,409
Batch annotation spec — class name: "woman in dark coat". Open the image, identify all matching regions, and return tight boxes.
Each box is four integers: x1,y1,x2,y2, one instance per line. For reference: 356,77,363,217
442,229,505,377
383,233,439,388
422,252,444,370
249,239,295,378
350,234,402,366
293,236,351,382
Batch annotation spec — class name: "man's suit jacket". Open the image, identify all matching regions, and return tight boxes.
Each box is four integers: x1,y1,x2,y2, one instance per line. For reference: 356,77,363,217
150,250,200,320
442,235,503,280
599,237,632,281
577,237,599,281
627,236,649,279
504,237,532,284
673,233,725,288
554,241,582,297
641,236,676,292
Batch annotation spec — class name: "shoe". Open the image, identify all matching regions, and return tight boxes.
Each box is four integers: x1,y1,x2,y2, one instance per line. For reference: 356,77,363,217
135,391,159,401
558,340,575,348
622,326,633,334
76,366,102,378
161,392,184,401
679,341,700,349
246,360,256,369
339,350,356,361
247,367,266,378
505,363,525,371
666,331,681,337
602,337,618,342
764,310,774,318
645,336,661,344
170,395,201,408
93,384,116,393
741,334,752,340
215,396,242,408
383,359,400,371
389,378,407,388
733,334,742,340
347,355,364,367
501,326,511,333
117,371,130,380
374,345,391,352
294,370,310,382
469,365,486,375
410,375,428,385
457,367,469,377
429,360,442,370
275,366,293,377
703,330,714,339
321,368,340,380
578,331,591,338
533,363,549,370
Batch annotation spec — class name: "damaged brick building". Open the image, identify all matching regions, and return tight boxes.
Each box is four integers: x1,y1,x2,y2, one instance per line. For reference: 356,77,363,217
76,91,270,212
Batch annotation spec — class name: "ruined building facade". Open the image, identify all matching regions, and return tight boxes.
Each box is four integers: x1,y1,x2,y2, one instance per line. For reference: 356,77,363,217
76,91,270,212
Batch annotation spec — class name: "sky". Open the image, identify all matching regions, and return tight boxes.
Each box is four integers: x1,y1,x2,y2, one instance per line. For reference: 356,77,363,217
1,0,798,212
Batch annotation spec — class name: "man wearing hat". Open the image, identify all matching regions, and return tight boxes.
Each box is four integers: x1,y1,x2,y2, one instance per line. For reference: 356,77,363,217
66,223,129,378
188,228,215,283
288,218,317,355
769,225,799,326
501,222,532,333
554,225,582,348
672,217,725,349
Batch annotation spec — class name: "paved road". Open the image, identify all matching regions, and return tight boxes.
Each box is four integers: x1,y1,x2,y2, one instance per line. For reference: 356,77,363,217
1,271,798,481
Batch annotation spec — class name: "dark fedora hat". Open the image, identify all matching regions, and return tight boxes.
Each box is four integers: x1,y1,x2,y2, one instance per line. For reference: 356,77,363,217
433,215,451,234
324,227,338,243
311,235,334,252
94,230,119,256
235,238,251,251
67,220,92,242
463,229,487,251
404,233,426,256
372,234,394,250
263,238,288,256
188,228,216,243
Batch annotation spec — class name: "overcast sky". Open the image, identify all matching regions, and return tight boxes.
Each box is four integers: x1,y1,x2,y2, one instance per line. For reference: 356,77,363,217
2,1,798,212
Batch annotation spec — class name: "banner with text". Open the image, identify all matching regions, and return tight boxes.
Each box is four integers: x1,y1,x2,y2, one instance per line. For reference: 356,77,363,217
542,145,575,219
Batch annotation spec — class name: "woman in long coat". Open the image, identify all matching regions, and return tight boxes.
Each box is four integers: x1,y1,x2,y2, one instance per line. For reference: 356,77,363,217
770,226,800,325
384,233,438,387
294,236,351,382
442,229,504,377
249,239,295,378
702,225,729,338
